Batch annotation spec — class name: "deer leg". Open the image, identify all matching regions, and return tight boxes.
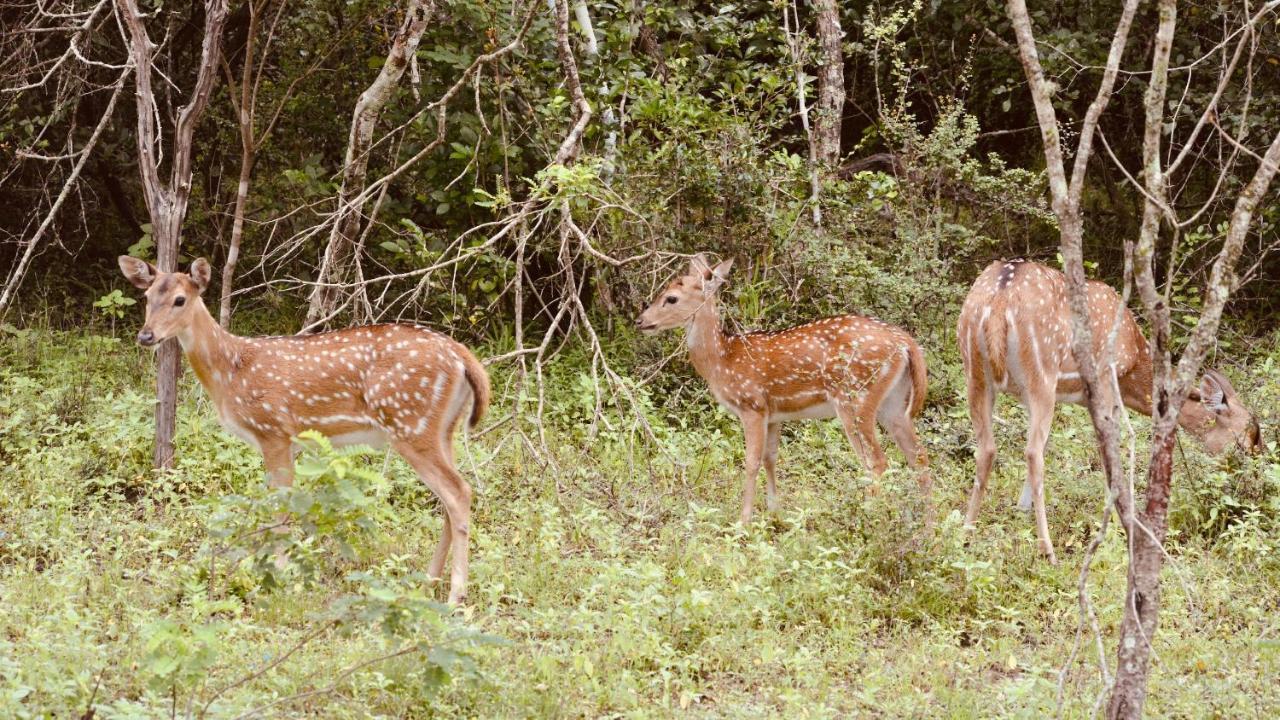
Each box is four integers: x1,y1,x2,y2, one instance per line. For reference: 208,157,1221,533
763,422,782,512
1017,478,1035,513
1023,386,1057,564
396,439,473,604
261,438,295,489
963,380,997,529
883,411,932,499
738,412,767,525
427,514,453,581
258,439,296,536
836,401,887,477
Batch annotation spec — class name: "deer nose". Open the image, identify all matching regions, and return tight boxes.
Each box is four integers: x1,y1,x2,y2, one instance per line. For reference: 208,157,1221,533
137,329,156,346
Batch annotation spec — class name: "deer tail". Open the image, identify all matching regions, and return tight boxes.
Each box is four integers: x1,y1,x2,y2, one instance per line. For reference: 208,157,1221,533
459,347,491,429
984,307,1009,388
905,339,928,419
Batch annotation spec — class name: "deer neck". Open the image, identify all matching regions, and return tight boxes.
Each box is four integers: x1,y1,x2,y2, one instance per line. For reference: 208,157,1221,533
175,300,244,403
685,299,731,385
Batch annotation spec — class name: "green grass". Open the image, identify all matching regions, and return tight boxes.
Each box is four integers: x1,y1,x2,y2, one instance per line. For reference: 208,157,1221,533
2,329,1278,718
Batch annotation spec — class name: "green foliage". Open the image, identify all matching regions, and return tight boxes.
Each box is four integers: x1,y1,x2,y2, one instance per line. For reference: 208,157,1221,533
92,289,136,320
2,329,1280,716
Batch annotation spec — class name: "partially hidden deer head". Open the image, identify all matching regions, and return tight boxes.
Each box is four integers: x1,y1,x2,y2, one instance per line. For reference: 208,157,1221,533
1184,368,1262,454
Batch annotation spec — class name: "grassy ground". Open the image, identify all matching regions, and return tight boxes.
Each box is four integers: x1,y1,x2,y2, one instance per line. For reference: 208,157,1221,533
2,328,1279,718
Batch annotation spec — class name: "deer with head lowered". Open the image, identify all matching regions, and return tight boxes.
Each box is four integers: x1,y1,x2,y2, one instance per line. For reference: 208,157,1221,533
958,259,1262,564
119,256,490,604
636,255,931,524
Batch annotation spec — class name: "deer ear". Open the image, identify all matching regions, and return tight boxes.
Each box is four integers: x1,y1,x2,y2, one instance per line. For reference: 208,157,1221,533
189,258,212,293
688,253,712,278
1199,372,1228,413
119,255,157,290
704,258,734,294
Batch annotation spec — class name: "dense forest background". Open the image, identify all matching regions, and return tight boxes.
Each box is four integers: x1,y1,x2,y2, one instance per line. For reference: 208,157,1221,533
2,0,1280,717
5,0,1278,335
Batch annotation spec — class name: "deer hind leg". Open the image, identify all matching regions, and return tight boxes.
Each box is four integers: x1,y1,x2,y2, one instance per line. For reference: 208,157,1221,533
881,412,932,498
763,422,782,512
1023,384,1058,564
394,437,473,604
963,377,997,529
738,412,768,525
877,371,932,498
835,399,888,477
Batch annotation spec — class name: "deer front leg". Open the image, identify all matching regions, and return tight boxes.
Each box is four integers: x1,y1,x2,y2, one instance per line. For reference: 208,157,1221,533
763,422,782,513
738,412,767,525
259,439,296,565
260,438,295,489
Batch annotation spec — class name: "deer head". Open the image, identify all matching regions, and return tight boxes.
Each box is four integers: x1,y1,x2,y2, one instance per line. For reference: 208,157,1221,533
635,255,734,334
118,256,212,347
1184,369,1263,454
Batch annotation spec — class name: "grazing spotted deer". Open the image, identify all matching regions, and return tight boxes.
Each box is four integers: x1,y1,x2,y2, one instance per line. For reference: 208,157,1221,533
958,259,1261,564
119,256,490,604
636,255,931,523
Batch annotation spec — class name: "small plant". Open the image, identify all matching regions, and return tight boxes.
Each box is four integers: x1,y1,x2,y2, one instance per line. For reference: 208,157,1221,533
93,289,136,330
132,431,501,717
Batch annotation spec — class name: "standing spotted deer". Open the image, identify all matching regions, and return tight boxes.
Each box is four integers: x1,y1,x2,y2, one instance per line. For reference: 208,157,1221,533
636,255,931,523
119,256,490,604
958,259,1262,564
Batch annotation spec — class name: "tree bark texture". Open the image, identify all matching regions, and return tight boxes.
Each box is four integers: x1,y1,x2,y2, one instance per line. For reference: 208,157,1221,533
116,0,230,468
812,0,844,168
306,0,436,325
1109,4,1177,712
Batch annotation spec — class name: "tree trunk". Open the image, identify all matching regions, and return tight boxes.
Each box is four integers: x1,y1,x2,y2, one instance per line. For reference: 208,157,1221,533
219,1,260,328
117,0,230,468
812,0,844,168
1107,4,1176,713
305,0,435,326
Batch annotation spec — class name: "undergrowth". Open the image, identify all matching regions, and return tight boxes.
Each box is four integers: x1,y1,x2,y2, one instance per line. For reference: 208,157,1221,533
2,327,1278,718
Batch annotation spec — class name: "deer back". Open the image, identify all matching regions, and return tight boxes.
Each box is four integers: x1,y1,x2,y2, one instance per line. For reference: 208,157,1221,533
958,260,1149,394
701,315,921,418
196,324,482,448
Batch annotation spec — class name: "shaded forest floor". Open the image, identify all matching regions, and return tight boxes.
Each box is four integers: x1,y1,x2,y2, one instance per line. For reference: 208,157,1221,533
2,329,1279,718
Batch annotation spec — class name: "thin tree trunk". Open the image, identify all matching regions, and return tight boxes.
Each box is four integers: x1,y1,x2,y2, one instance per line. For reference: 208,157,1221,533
305,0,435,325
1008,0,1280,713
219,1,261,327
116,0,230,468
782,0,821,227
1109,4,1177,711
812,0,843,168
552,0,592,164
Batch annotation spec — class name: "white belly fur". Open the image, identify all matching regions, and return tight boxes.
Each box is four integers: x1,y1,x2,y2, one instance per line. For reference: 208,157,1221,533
770,401,837,422
327,428,390,449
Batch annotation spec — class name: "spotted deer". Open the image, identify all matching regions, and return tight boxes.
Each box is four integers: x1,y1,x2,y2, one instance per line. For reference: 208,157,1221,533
119,256,490,604
958,259,1261,564
636,255,931,523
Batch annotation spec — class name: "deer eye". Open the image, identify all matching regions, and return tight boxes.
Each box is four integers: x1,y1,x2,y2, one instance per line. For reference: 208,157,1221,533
664,296,678,305
173,296,186,307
